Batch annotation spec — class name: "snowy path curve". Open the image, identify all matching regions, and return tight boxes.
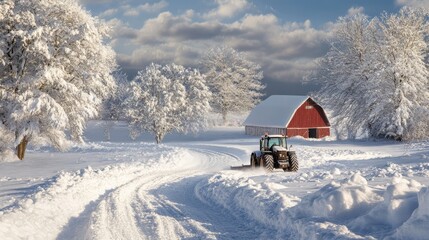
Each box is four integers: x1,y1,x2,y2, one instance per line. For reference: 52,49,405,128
0,145,264,240
60,148,263,239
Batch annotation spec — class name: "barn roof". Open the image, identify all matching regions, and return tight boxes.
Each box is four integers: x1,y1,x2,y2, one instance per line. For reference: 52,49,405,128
243,95,310,128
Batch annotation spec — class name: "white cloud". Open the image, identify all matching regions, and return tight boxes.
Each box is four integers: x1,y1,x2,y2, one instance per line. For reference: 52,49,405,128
138,1,169,12
118,43,201,69
79,0,114,4
347,6,365,16
133,12,232,44
396,0,429,8
99,8,118,18
124,8,140,17
123,1,169,17
106,18,138,39
114,12,330,86
204,0,249,19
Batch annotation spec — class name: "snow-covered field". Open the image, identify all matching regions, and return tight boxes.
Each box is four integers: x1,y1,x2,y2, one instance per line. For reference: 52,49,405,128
1,121,429,240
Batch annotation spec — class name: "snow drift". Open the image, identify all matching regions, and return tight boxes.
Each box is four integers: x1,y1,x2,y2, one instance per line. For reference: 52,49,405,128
196,172,429,239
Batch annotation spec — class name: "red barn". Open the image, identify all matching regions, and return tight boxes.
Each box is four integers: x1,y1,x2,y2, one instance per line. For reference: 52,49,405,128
244,95,330,138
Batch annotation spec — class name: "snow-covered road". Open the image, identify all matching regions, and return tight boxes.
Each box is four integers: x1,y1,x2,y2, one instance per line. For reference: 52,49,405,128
58,149,264,240
1,123,429,239
0,139,268,240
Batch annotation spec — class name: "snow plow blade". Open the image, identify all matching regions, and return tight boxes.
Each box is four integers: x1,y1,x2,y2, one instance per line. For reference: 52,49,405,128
230,164,252,170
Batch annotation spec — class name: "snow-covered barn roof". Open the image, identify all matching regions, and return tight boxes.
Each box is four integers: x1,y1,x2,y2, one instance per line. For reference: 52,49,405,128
243,95,310,128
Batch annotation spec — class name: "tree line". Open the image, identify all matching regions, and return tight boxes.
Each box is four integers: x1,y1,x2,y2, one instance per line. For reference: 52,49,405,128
3,1,427,161
103,46,264,144
0,0,264,160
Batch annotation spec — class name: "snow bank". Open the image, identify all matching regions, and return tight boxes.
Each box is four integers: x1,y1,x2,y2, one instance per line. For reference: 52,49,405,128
392,187,429,239
196,172,429,239
296,146,390,169
195,172,363,239
349,177,422,237
373,162,429,178
293,173,382,221
0,148,19,162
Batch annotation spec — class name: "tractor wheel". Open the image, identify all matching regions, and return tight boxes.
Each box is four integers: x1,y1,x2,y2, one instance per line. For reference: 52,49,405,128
263,154,274,172
288,152,299,172
251,154,256,168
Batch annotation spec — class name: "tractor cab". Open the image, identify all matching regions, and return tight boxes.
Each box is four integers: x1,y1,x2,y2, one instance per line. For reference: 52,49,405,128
260,134,287,152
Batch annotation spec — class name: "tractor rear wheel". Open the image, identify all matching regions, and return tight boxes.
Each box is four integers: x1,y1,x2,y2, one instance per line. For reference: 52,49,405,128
288,152,299,172
263,154,274,172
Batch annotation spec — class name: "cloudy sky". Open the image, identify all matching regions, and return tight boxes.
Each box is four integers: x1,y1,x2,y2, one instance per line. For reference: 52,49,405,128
80,0,426,96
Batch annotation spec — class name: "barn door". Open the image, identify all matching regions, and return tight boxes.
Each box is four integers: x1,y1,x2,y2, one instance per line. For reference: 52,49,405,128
309,128,317,138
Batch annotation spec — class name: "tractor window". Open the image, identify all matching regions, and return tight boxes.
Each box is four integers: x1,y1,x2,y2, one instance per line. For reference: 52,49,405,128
268,137,286,148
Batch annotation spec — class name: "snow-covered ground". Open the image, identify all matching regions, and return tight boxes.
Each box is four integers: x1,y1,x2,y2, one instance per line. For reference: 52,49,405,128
1,121,429,239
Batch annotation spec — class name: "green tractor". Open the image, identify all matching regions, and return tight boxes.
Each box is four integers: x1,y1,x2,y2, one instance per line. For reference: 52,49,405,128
250,134,298,172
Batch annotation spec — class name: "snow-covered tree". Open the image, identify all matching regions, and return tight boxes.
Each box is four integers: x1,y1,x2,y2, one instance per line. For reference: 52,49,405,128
310,7,429,141
310,13,378,139
372,7,429,140
125,63,211,144
100,71,129,141
181,69,212,134
201,46,264,124
0,0,116,159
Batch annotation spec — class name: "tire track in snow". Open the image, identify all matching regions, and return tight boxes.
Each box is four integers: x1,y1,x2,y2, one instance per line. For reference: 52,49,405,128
0,164,150,240
57,148,264,239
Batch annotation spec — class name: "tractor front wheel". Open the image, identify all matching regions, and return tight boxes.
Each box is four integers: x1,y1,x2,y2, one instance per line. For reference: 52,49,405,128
288,152,299,172
250,154,257,168
263,154,274,172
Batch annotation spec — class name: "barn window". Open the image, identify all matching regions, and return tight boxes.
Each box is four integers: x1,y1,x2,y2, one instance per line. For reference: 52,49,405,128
305,105,313,110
